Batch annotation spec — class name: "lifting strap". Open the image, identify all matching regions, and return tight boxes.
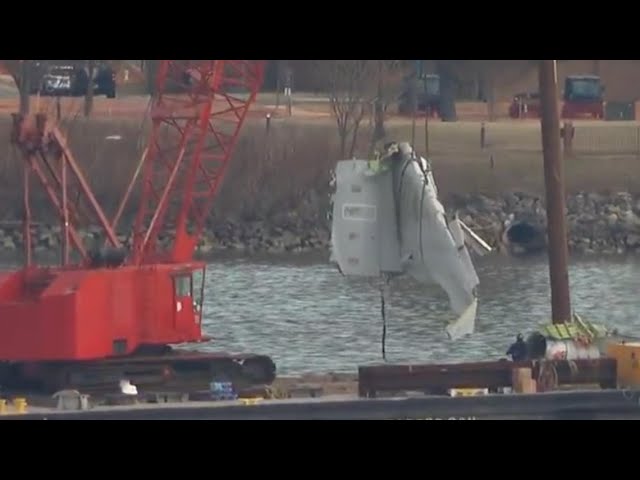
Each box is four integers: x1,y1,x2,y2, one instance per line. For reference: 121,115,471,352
380,285,387,361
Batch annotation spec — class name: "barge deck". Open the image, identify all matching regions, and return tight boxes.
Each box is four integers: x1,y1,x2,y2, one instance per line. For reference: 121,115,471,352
3,388,640,420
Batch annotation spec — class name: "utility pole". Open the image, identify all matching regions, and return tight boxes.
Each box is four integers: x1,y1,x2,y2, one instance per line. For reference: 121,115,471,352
422,61,430,155
410,59,427,148
539,60,572,324
18,61,31,116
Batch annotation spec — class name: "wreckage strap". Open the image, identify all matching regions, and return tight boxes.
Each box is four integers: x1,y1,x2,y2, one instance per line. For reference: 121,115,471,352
380,285,387,361
393,157,413,243
419,168,427,262
543,323,578,340
396,157,413,203
395,156,432,263
396,156,430,204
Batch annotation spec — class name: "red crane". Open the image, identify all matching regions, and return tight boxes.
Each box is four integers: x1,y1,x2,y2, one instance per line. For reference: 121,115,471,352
0,60,276,392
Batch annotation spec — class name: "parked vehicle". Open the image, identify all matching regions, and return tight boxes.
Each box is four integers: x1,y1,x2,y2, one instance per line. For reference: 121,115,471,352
29,62,116,98
561,75,604,119
508,92,541,119
398,73,441,118
509,75,605,120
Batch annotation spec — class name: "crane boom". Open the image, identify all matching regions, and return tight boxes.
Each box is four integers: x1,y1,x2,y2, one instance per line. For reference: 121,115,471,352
131,60,265,265
10,112,121,266
0,60,277,392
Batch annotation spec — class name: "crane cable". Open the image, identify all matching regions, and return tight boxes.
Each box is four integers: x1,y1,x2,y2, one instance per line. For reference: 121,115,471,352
379,275,391,362
379,145,438,361
377,145,429,363
393,145,432,265
380,285,386,361
418,154,428,264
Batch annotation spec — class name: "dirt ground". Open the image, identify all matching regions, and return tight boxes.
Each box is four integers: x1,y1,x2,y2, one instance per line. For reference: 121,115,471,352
1,93,639,207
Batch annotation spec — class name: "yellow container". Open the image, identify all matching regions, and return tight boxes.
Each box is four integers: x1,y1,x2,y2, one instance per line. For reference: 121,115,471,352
12,397,27,414
607,342,640,388
448,388,490,397
0,399,6,414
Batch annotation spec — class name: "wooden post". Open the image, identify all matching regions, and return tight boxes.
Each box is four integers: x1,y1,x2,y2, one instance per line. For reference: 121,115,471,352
424,107,430,155
539,60,572,324
562,121,574,157
18,61,31,116
411,81,417,148
23,161,32,267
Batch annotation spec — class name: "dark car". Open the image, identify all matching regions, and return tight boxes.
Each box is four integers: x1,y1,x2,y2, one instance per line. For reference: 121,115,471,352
32,62,116,98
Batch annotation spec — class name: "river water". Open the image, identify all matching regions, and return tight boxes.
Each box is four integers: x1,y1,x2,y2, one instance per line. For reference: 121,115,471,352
198,253,640,375
2,253,640,375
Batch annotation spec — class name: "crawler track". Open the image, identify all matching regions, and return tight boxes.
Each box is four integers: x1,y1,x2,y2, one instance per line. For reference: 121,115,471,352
0,349,276,394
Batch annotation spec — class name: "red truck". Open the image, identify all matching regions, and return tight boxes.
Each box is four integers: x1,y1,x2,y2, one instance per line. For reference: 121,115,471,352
509,74,605,120
560,74,604,119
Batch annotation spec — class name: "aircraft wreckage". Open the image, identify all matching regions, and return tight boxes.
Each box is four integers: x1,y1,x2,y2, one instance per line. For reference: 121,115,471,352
329,142,491,341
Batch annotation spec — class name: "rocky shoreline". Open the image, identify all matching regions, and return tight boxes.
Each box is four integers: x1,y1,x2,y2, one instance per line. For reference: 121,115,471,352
1,191,640,257
452,191,640,255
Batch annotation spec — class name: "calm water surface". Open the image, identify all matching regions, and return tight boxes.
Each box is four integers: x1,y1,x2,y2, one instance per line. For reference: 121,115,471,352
197,254,640,374
2,253,640,375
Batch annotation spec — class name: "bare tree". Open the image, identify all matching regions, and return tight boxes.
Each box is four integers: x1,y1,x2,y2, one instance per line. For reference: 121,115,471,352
371,60,407,148
317,60,376,158
465,60,541,120
429,60,539,121
467,60,501,121
4,60,32,115
434,60,467,122
84,60,96,117
145,60,159,95
275,60,283,109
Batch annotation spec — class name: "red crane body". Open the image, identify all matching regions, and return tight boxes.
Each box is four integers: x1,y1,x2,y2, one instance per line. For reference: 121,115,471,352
0,61,272,387
0,263,205,360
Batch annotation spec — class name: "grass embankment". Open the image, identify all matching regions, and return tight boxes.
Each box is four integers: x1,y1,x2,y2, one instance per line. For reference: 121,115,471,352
1,113,639,225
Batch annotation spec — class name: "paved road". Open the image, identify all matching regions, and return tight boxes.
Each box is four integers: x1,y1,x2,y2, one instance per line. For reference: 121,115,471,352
0,77,329,105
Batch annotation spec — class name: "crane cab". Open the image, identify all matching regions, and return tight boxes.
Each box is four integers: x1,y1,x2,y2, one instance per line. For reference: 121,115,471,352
561,75,605,119
171,265,206,336
136,262,208,349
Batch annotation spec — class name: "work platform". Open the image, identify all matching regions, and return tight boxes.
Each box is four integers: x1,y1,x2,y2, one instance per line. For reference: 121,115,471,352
0,357,629,419
2,389,640,420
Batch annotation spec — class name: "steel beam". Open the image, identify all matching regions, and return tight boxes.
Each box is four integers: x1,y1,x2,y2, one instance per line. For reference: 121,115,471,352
357,359,617,398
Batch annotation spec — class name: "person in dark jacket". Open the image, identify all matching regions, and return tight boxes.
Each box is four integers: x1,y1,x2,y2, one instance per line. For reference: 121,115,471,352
506,334,528,362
